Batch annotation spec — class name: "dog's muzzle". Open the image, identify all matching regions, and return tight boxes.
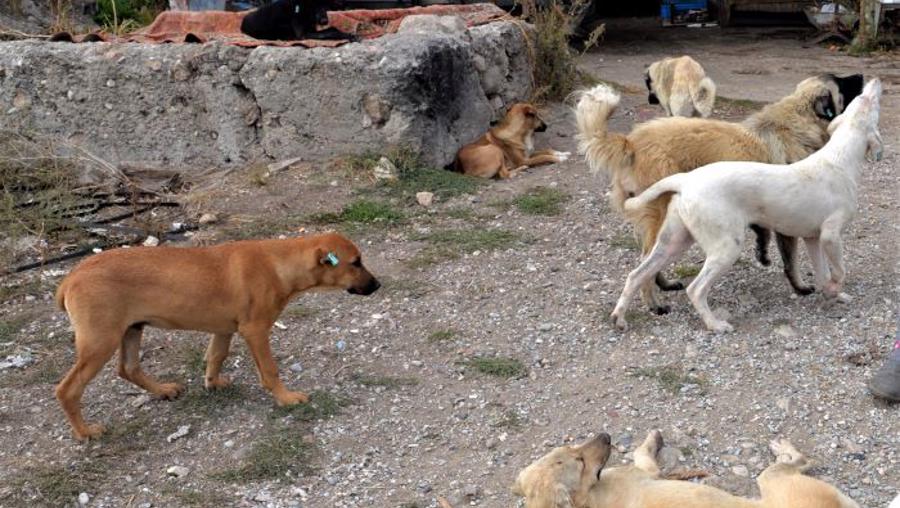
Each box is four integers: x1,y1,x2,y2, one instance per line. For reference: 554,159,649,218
535,122,548,133
648,93,660,105
348,278,380,296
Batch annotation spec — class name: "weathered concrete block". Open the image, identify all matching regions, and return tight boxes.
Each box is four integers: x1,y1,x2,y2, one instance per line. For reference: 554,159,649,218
0,20,532,172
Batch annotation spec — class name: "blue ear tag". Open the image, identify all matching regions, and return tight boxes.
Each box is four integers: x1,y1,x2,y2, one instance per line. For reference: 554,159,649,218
295,5,300,13
324,252,339,266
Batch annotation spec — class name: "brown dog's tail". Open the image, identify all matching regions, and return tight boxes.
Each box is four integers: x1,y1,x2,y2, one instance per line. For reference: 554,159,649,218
691,76,717,118
574,84,635,176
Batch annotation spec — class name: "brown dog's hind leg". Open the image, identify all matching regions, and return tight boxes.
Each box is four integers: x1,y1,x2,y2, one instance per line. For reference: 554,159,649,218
633,430,663,477
776,234,814,295
56,327,121,440
117,325,184,399
239,323,309,406
205,333,233,389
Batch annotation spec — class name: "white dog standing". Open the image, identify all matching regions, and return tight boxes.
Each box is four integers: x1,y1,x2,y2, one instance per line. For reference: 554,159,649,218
611,78,884,332
645,56,717,117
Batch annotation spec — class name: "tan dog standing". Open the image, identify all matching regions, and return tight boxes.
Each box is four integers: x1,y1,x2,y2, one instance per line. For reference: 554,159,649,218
645,56,717,118
455,103,570,179
54,232,380,441
514,430,860,508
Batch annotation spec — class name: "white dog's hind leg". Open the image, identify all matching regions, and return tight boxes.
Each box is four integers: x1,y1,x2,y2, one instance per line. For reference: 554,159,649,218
612,213,693,330
685,242,741,333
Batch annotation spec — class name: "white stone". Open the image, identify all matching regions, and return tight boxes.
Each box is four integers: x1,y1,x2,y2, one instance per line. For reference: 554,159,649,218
416,191,434,207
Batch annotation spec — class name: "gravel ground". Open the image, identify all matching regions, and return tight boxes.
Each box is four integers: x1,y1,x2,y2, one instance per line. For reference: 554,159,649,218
0,24,897,508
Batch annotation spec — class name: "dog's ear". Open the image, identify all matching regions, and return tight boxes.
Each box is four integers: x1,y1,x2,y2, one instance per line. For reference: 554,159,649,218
317,249,340,266
813,92,837,120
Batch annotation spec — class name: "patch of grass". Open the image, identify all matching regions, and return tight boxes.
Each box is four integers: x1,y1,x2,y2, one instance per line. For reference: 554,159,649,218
514,187,570,216
213,432,317,482
428,329,457,343
608,233,639,251
458,356,527,379
11,461,106,506
382,277,431,298
680,446,695,458
175,384,247,417
716,95,765,111
311,199,404,226
271,390,350,422
247,163,271,186
491,408,525,429
283,304,317,320
175,342,206,375
332,152,382,175
0,352,71,388
629,365,707,395
408,229,524,268
163,487,232,507
351,373,419,388
94,0,166,32
220,214,303,241
373,146,482,200
673,264,701,279
444,207,478,220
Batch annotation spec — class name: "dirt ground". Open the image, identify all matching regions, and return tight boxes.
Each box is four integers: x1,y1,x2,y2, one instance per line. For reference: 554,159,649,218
1,22,898,508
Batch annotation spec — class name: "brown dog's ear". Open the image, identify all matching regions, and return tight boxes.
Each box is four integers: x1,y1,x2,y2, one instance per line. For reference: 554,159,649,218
814,92,837,120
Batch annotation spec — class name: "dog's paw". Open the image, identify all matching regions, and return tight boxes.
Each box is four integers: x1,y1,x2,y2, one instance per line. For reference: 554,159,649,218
155,382,185,400
275,390,310,406
707,320,734,333
652,304,671,315
794,285,815,296
835,292,852,303
205,375,232,390
74,422,106,441
610,310,629,331
554,151,571,162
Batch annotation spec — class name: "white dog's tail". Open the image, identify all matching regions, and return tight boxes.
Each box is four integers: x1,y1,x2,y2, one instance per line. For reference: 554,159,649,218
691,76,717,118
623,173,688,212
574,84,635,175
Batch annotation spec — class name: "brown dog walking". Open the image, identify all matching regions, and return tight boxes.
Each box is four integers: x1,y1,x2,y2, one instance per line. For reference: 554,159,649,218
54,232,379,441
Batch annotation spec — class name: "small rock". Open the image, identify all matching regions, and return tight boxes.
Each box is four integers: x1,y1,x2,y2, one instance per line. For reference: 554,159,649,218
166,465,189,478
198,213,218,225
416,191,434,207
166,424,190,443
732,465,750,477
0,354,34,370
463,483,481,499
538,323,553,332
131,395,151,408
774,324,797,338
373,157,398,181
143,236,160,247
78,492,90,506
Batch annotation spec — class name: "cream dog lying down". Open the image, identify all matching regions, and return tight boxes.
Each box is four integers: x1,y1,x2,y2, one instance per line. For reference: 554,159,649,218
513,430,860,508
610,78,884,332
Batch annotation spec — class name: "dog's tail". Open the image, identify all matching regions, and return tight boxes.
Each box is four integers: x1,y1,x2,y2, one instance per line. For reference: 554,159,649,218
574,84,635,175
623,172,688,213
691,76,717,118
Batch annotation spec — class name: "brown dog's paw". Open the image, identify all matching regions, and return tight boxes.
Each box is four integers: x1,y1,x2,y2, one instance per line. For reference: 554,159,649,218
205,376,232,390
610,310,629,331
275,390,310,406
154,383,185,400
74,422,106,441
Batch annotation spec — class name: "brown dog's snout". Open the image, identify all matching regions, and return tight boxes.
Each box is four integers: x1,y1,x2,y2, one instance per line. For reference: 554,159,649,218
597,432,611,445
348,275,380,296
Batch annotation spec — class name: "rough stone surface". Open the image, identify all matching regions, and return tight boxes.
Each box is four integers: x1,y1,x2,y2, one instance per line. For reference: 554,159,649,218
0,21,531,172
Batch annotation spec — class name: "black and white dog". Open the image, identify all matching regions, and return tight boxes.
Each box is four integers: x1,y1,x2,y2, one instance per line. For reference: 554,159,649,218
240,0,355,41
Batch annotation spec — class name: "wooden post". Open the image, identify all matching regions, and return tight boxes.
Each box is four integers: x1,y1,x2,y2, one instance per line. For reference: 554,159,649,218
852,0,878,51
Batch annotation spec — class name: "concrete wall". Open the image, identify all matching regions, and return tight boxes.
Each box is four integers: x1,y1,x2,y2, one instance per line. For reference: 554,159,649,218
0,19,532,172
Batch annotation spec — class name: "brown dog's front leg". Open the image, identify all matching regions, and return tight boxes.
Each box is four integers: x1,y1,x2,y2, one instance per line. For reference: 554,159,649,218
239,324,309,406
205,333,233,389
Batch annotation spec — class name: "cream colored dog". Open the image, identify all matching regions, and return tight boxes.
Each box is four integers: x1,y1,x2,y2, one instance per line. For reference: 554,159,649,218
645,56,717,117
612,79,883,332
513,430,860,508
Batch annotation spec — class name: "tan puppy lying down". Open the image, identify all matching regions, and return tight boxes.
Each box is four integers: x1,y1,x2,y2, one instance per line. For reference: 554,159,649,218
514,430,860,508
54,232,380,441
454,103,570,179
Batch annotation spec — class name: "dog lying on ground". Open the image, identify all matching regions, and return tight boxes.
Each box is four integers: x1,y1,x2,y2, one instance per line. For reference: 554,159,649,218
576,73,864,314
454,103,570,179
611,78,882,332
240,0,355,41
54,232,379,441
645,56,717,117
513,430,860,508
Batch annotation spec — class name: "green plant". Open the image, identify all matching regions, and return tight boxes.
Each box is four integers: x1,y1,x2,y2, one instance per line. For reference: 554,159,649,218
522,0,604,102
407,229,524,268
351,373,419,388
271,390,350,422
94,0,166,32
311,199,404,225
214,432,317,482
672,264,701,279
629,365,707,394
11,461,106,506
427,329,457,342
458,356,527,379
514,187,570,215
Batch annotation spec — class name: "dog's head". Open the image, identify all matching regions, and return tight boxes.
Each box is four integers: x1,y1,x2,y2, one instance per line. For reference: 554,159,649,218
505,103,548,134
827,78,884,162
512,433,612,508
310,233,380,295
644,65,660,105
798,73,864,122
